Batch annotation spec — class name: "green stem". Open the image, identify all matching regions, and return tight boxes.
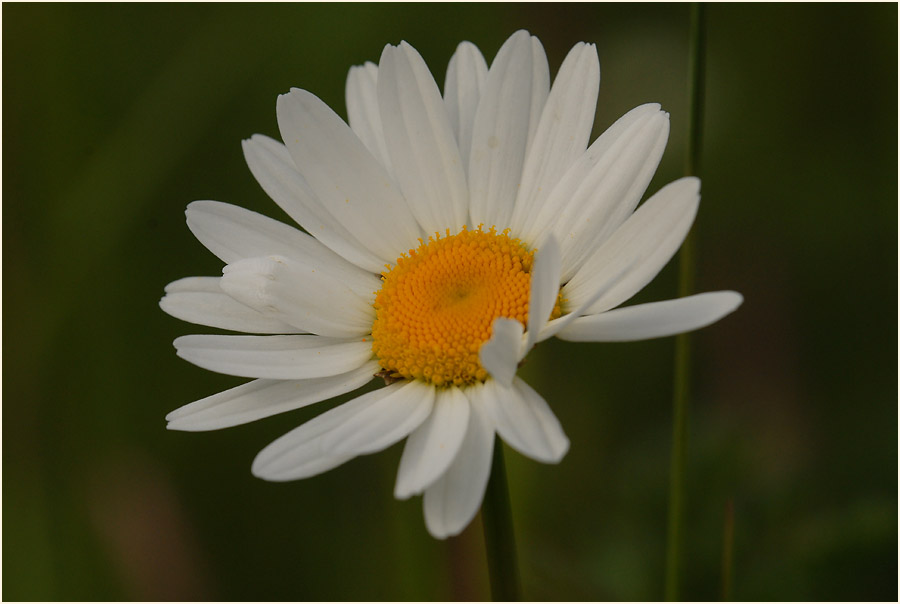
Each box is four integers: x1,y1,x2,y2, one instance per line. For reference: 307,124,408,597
665,3,706,601
665,333,690,602
685,2,707,181
721,499,735,601
482,441,521,601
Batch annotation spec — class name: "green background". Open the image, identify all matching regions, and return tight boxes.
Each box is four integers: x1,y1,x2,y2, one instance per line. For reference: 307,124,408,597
4,3,896,601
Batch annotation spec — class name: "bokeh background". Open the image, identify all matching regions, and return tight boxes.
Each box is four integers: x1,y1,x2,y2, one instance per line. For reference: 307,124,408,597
4,3,897,601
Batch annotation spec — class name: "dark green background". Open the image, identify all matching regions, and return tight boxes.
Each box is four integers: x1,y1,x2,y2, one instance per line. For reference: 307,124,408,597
4,3,897,601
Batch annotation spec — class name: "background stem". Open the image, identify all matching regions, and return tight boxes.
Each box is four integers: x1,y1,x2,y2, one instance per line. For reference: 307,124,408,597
722,498,735,601
665,3,706,601
482,442,521,601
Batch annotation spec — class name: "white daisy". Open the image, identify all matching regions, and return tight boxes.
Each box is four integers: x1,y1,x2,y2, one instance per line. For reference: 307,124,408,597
161,30,742,539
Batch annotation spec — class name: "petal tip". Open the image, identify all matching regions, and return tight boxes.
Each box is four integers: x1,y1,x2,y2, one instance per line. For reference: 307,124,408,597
166,417,202,432
479,318,524,387
723,290,744,311
549,436,571,464
393,484,415,501
250,455,270,479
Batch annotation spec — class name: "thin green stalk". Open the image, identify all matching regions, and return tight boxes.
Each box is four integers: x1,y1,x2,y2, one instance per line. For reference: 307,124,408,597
482,441,521,601
684,2,707,181
665,3,706,601
721,499,735,601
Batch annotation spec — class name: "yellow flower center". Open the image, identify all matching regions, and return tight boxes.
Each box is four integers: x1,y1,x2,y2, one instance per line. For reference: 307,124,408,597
371,226,561,387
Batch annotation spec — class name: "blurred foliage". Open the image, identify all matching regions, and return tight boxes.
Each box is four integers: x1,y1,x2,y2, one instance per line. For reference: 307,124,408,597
3,3,896,601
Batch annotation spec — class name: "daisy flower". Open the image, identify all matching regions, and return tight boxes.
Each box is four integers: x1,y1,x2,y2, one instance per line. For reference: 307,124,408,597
161,30,742,539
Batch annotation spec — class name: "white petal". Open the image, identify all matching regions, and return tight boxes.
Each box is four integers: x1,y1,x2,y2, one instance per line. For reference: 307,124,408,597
510,42,600,242
276,88,423,263
160,276,302,334
564,177,700,314
534,105,670,281
524,36,551,149
558,291,743,342
468,30,549,230
378,42,469,235
537,258,637,343
443,41,488,167
173,334,374,380
166,360,380,431
524,235,561,353
220,255,374,337
423,384,495,539
394,387,470,499
345,62,393,171
251,384,401,481
482,377,569,464
478,318,524,388
319,379,435,456
185,199,381,299
258,455,355,483
242,135,384,273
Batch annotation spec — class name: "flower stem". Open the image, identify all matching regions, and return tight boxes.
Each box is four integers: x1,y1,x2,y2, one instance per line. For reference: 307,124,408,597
482,441,521,601
721,498,735,601
684,2,707,181
665,3,706,601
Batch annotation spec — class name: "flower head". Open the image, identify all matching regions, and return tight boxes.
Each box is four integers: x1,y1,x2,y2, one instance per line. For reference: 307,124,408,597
161,30,742,539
